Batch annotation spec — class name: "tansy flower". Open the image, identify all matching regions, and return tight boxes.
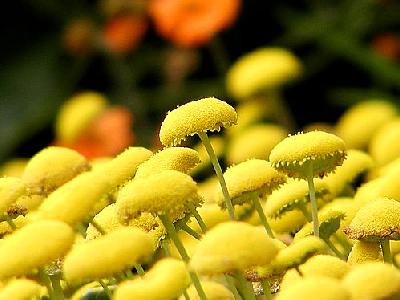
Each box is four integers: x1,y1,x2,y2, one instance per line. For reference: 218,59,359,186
135,147,200,179
0,279,43,300
344,197,400,263
215,159,286,237
276,277,350,300
182,281,235,300
187,203,230,233
226,124,287,165
117,170,201,223
190,221,279,275
0,215,29,236
63,227,154,284
22,146,89,195
369,119,400,166
335,100,397,150
0,220,74,279
114,258,191,300
149,0,241,48
36,171,110,226
160,97,237,220
268,210,308,235
93,146,152,190
85,204,124,240
299,255,350,279
226,48,302,99
0,177,25,215
265,178,330,220
323,149,373,197
347,240,383,265
342,262,400,299
270,130,346,237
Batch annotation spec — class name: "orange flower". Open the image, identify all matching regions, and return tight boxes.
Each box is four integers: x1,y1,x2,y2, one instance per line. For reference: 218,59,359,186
55,106,134,158
103,14,148,54
149,0,241,47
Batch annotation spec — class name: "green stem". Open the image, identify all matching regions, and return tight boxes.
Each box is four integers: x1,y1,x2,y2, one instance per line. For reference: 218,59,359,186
135,263,145,276
161,239,170,256
381,239,393,264
176,222,202,240
232,271,256,300
198,131,235,220
306,164,319,237
90,219,106,235
225,275,241,300
324,238,346,260
75,223,87,238
39,268,53,299
261,280,272,300
158,214,207,300
252,196,275,238
4,213,16,231
125,269,134,278
98,279,112,299
183,289,190,300
333,233,352,254
50,274,64,300
189,203,207,233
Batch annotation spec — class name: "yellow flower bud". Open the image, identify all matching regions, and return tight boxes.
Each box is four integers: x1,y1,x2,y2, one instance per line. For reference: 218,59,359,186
183,281,234,300
0,279,43,300
299,255,350,279
0,177,25,215
0,220,74,279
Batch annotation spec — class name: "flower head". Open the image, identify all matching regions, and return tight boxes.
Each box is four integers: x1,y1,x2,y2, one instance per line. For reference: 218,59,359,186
0,177,25,215
184,281,234,300
135,147,200,179
299,255,350,279
22,146,90,195
159,97,237,147
63,227,154,284
226,48,302,99
190,221,279,275
117,170,201,222
114,258,190,300
0,220,74,279
0,279,43,300
269,131,346,179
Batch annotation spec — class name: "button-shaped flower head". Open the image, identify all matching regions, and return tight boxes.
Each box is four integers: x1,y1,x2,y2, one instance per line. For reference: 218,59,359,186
114,258,190,300
159,97,237,147
63,227,154,284
0,279,43,300
117,170,201,223
190,221,279,275
135,147,200,179
0,220,74,279
22,146,90,195
0,177,25,215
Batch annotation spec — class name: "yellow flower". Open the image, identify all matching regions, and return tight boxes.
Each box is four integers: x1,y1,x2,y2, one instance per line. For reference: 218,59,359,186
323,150,373,196
265,178,329,218
369,119,400,166
226,124,287,165
226,48,302,99
347,240,382,265
117,170,201,223
342,262,400,299
0,159,28,177
159,97,237,147
56,91,107,143
114,258,190,300
136,147,200,179
63,227,154,284
183,281,234,300
169,231,199,259
0,220,74,279
216,159,286,207
187,203,230,233
269,131,346,179
0,279,43,300
344,197,400,241
277,277,350,300
93,146,153,190
268,210,307,234
85,204,123,239
37,172,110,226
22,146,89,195
336,100,397,149
299,255,350,279
271,236,328,272
0,177,25,215
190,222,279,275
0,215,29,236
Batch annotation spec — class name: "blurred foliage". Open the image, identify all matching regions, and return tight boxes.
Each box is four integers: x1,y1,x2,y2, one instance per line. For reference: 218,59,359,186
0,0,399,163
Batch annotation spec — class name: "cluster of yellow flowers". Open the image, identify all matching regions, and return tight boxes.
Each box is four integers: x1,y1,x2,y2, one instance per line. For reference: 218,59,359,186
1,48,400,299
